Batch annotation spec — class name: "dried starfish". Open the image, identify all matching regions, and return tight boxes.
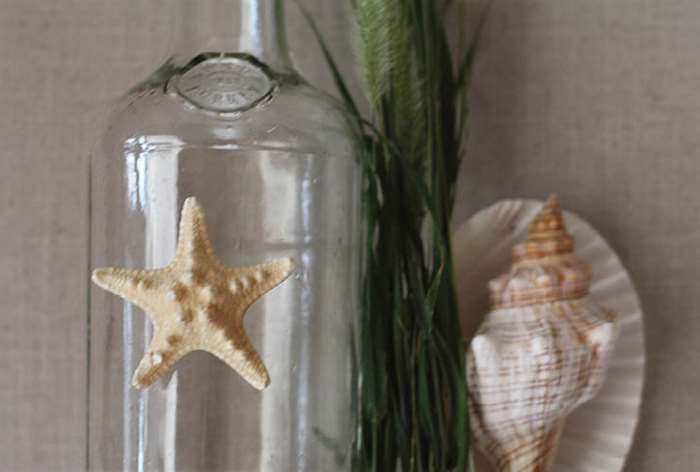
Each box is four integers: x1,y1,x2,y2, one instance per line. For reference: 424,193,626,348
92,197,295,391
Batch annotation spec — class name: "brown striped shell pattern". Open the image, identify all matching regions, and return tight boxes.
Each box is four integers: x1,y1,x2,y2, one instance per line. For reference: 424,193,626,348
467,196,619,472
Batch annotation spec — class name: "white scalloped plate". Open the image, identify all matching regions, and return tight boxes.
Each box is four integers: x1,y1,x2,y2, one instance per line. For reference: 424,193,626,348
453,199,645,472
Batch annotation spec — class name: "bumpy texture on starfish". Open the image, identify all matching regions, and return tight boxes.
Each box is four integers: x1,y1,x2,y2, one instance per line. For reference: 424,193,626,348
92,197,295,391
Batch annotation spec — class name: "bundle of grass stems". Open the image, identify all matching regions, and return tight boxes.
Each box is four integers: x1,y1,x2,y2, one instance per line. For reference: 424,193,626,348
303,1,487,470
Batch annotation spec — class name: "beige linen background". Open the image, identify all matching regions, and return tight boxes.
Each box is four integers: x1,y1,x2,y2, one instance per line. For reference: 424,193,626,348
1,0,697,470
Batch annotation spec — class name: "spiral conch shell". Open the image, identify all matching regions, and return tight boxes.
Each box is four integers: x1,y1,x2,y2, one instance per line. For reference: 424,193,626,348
467,196,618,472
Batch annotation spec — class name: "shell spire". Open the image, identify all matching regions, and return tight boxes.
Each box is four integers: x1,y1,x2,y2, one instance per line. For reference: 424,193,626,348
513,195,574,261
489,195,592,308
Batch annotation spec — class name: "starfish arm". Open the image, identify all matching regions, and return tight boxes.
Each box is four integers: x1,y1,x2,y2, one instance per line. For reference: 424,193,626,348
174,197,217,266
206,325,271,391
227,257,296,304
92,267,166,311
132,328,190,389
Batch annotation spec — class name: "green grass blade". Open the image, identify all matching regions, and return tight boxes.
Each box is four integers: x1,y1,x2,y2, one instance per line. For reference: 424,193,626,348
295,0,362,120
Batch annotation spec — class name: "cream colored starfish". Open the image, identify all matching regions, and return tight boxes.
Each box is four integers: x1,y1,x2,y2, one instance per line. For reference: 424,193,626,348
92,197,295,391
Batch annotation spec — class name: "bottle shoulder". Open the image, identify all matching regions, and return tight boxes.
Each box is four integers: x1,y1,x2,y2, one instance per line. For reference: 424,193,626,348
98,60,357,158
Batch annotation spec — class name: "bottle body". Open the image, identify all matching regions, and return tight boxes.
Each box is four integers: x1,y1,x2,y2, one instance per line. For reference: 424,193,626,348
88,15,360,471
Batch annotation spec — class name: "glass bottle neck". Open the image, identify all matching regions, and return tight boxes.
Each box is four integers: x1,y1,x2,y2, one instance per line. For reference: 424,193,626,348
167,0,292,73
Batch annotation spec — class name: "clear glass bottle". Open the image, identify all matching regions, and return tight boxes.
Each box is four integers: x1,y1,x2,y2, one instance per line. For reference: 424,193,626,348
88,1,360,470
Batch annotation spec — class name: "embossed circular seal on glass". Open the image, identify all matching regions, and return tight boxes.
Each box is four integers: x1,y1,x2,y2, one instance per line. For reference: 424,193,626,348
174,55,274,112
